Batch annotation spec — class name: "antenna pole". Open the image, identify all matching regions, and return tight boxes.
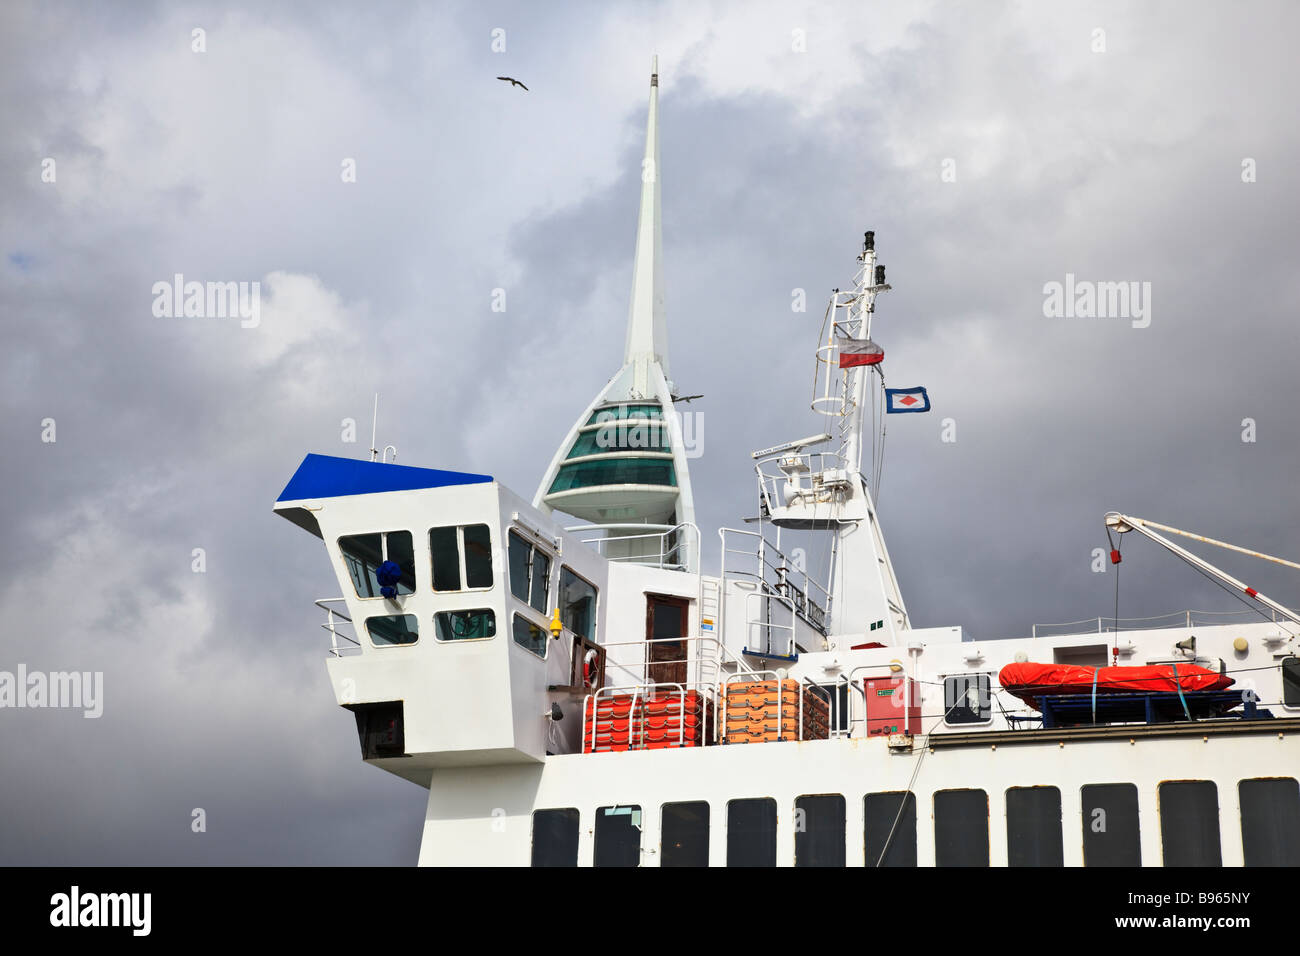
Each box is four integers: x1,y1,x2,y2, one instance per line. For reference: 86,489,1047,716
841,246,877,474
370,393,379,462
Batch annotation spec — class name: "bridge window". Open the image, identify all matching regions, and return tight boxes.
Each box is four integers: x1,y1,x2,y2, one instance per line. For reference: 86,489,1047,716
1158,781,1221,866
727,798,777,866
434,609,496,642
934,789,989,866
508,531,550,613
428,524,493,592
364,614,418,647
1283,657,1300,707
795,794,846,867
339,531,415,598
943,674,992,724
559,567,598,640
661,801,709,867
428,527,461,591
594,805,641,867
512,614,548,658
1081,783,1141,866
1006,786,1063,866
463,524,493,588
531,809,579,867
548,458,676,493
1239,777,1300,866
865,792,917,867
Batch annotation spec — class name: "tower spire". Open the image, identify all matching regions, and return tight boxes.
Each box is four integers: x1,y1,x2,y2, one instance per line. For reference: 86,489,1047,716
623,54,668,378
533,56,695,568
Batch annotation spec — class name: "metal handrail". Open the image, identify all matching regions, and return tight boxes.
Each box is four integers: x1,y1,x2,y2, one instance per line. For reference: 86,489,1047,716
719,527,831,636
566,521,700,571
596,633,750,689
315,597,360,658
720,670,830,745
753,450,855,515
744,590,797,658
1031,607,1282,638
584,680,717,752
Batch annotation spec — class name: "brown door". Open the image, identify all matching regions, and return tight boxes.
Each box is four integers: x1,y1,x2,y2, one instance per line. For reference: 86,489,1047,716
646,594,689,686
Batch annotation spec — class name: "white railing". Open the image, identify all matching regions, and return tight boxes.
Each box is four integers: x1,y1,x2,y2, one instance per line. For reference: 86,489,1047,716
742,589,798,659
754,450,855,517
1031,607,1282,638
719,527,830,639
316,597,361,657
566,521,699,571
582,632,764,751
583,681,711,752
597,633,747,692
719,670,833,744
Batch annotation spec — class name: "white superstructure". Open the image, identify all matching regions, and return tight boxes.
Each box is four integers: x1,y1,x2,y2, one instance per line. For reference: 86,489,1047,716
275,60,1300,867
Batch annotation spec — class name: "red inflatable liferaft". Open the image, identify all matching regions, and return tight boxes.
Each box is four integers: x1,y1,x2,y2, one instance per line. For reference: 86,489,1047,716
999,661,1233,709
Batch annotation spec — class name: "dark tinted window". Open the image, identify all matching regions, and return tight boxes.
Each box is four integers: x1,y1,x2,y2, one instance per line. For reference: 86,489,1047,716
508,532,531,603
548,458,676,493
1081,783,1141,866
594,805,641,867
1283,658,1300,707
512,613,547,658
934,789,989,866
428,526,461,591
1159,781,1221,866
865,792,917,867
340,531,415,597
463,524,493,588
1006,786,1063,866
944,674,991,724
433,609,495,642
795,794,846,867
586,403,663,424
530,548,549,612
728,798,777,866
1239,777,1300,866
661,801,709,867
560,567,597,640
531,808,579,867
365,614,419,647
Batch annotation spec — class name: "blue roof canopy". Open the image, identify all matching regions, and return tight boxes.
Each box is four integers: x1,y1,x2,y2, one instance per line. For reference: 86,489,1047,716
276,453,492,502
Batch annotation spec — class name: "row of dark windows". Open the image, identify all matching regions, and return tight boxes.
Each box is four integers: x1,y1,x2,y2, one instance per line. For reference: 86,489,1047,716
341,525,599,657
340,526,493,599
531,777,1300,866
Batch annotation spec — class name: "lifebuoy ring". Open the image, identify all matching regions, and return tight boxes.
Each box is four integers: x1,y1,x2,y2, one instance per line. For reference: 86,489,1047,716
583,649,601,690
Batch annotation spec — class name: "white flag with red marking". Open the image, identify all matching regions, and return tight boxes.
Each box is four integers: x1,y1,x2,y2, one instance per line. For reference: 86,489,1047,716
837,337,884,368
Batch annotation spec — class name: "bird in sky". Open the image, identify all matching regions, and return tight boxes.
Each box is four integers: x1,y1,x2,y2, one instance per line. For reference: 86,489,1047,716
496,76,528,91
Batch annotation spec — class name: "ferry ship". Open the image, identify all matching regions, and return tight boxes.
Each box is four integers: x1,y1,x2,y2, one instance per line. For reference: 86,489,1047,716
274,59,1300,867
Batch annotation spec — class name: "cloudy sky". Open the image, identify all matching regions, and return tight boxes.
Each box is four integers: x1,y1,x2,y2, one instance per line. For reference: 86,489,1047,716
2,0,1298,864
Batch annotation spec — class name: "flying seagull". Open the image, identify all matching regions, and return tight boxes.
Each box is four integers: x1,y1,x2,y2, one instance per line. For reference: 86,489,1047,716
497,76,528,91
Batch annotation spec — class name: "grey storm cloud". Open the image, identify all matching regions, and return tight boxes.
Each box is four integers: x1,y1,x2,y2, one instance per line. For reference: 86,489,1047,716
1,0,1298,863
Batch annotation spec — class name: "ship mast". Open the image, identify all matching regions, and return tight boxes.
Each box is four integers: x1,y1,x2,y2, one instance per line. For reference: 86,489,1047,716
837,231,888,479
753,232,908,643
